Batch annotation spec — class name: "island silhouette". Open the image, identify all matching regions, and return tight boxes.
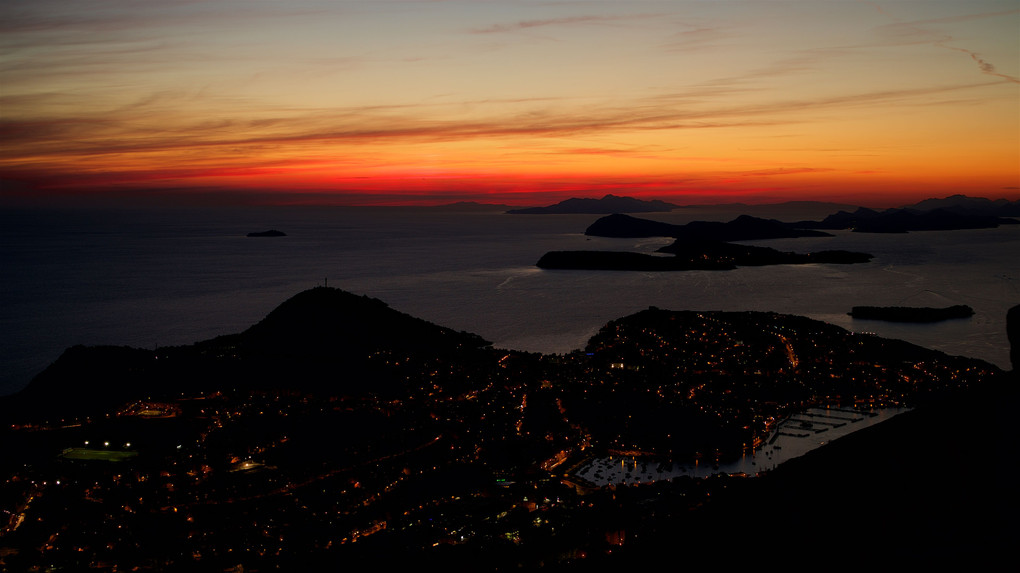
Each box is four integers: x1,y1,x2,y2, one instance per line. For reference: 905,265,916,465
537,213,871,271
849,305,976,323
506,194,678,214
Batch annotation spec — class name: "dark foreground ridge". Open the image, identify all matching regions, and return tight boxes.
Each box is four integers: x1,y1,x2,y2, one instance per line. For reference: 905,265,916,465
12,287,490,414
246,229,286,237
1009,304,1020,370
849,304,976,322
0,288,1014,569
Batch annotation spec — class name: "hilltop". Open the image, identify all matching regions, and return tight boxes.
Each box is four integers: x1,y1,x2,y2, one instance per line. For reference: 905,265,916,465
9,288,491,418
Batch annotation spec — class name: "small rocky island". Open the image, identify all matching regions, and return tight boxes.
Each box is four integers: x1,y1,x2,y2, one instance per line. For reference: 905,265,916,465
538,241,872,271
849,305,975,322
538,212,872,271
246,229,287,237
585,213,833,240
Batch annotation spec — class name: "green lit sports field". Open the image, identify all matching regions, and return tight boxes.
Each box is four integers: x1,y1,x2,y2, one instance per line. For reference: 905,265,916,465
61,448,138,462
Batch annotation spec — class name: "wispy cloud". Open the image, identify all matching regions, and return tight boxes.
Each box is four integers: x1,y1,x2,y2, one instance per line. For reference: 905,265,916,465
660,25,728,52
1,1,1014,200
471,14,655,34
0,0,333,36
735,167,835,178
863,4,1020,84
909,8,1020,27
0,79,1001,164
937,44,1019,84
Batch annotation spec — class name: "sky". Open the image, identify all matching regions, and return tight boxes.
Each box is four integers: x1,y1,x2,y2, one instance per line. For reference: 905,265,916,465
1,0,1018,207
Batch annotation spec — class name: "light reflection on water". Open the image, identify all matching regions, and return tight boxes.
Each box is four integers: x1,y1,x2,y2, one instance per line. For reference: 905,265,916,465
574,406,911,485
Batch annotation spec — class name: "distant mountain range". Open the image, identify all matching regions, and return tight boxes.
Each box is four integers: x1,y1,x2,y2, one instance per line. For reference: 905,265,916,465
428,201,514,212
570,194,1019,234
507,194,679,214
506,193,1020,220
904,194,1020,216
793,205,1018,233
246,229,286,237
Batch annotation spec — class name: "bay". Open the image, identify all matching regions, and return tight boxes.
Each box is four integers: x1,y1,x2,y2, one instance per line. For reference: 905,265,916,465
1,205,1017,397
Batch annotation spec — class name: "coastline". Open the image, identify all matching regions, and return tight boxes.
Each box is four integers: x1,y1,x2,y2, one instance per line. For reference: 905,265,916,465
2,207,1017,396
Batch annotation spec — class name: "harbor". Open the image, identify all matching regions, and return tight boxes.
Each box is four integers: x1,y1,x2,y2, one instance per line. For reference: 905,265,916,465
573,406,911,485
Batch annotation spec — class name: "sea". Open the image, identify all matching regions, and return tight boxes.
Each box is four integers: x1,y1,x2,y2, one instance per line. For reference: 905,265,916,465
2,203,1018,397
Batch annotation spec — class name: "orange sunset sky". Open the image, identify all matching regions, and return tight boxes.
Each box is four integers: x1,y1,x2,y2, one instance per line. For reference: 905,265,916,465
1,0,1018,207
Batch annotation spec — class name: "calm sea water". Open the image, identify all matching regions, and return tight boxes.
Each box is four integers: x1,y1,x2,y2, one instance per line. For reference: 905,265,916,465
2,205,1017,396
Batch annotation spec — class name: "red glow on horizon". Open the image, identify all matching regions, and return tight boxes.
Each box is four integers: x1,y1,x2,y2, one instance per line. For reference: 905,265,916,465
4,167,1015,209
2,134,1016,209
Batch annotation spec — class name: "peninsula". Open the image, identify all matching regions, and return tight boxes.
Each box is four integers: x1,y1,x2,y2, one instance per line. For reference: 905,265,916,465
0,287,1010,569
246,229,286,237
